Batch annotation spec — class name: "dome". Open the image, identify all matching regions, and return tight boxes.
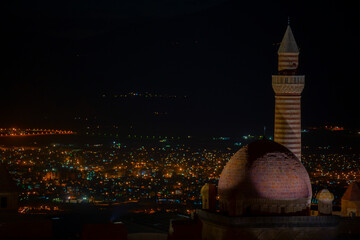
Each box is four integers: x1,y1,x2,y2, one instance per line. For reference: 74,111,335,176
316,189,334,201
218,139,312,216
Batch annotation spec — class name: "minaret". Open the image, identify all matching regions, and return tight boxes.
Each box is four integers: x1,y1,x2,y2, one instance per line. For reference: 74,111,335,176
272,23,305,161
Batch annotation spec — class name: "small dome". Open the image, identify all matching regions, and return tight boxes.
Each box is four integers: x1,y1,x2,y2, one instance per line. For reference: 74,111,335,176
316,189,334,201
218,139,312,216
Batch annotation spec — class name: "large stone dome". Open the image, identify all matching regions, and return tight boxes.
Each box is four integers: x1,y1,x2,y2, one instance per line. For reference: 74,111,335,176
218,139,312,216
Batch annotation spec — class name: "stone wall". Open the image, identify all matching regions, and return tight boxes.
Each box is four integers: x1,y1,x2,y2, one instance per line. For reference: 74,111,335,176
197,209,340,240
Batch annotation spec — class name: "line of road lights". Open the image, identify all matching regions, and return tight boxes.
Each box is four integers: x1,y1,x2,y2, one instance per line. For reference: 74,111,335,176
0,128,74,137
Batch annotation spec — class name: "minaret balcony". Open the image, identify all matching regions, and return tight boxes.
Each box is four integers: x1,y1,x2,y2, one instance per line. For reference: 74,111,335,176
272,75,305,84
272,75,305,95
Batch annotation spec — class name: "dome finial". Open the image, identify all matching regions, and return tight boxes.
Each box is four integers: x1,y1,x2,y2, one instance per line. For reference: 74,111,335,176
288,16,290,26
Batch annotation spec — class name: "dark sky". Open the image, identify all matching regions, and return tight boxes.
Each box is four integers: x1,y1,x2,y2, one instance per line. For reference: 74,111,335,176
1,1,359,136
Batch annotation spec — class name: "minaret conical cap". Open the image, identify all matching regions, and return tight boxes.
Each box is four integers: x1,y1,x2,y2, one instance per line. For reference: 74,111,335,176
278,25,299,54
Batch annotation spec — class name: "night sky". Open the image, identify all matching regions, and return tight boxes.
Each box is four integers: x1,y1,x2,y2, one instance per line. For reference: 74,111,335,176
1,1,359,136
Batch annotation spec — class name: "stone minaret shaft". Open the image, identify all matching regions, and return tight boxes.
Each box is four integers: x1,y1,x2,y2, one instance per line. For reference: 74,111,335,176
272,25,305,161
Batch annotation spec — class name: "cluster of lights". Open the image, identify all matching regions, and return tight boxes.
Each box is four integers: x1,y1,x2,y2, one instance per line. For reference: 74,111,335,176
2,134,358,214
0,128,74,137
101,92,188,99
